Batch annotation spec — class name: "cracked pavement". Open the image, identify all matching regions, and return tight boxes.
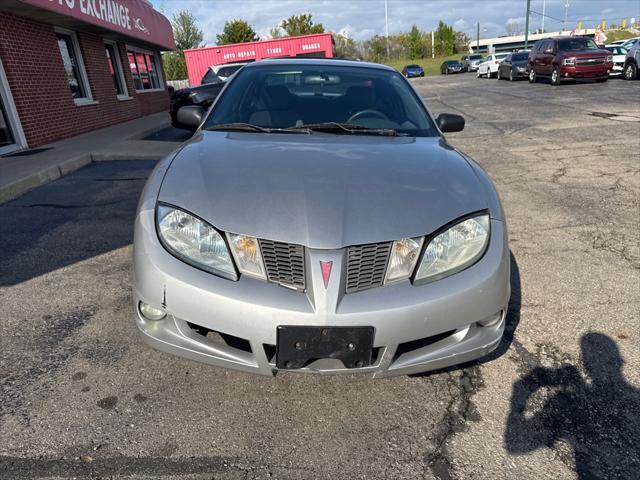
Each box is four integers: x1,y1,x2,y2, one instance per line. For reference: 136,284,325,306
1,74,639,479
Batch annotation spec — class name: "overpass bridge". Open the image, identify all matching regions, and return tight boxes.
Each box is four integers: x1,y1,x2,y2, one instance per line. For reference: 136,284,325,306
470,28,597,53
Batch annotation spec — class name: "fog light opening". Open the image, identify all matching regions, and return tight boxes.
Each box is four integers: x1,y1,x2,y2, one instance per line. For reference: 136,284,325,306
478,310,503,328
139,301,166,321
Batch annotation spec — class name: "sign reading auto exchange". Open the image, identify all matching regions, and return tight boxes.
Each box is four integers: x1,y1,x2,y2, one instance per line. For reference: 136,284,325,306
21,0,175,49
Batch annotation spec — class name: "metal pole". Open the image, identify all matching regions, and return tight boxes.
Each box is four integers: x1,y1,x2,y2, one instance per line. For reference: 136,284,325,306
541,0,546,33
384,0,389,57
431,30,435,58
476,22,480,51
524,0,531,49
563,1,570,31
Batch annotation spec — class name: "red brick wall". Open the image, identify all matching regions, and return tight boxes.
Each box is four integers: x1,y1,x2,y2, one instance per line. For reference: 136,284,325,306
0,11,169,147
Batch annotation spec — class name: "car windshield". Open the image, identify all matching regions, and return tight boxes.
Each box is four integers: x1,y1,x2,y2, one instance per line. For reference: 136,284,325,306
558,38,599,51
445,61,460,65
203,63,438,137
407,64,421,69
495,53,508,59
512,52,529,61
470,55,483,60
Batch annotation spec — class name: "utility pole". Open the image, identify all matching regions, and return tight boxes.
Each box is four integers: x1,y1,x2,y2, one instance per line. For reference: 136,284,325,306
431,30,435,58
476,22,480,51
524,0,531,49
563,1,570,31
541,0,546,32
384,0,389,57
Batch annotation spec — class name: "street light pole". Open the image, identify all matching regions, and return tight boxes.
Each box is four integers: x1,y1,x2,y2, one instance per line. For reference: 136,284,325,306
384,0,389,57
524,0,531,49
541,0,546,32
476,22,480,51
563,1,570,31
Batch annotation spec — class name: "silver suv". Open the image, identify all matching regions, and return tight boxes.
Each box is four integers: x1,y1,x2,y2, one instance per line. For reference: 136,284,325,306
623,44,639,80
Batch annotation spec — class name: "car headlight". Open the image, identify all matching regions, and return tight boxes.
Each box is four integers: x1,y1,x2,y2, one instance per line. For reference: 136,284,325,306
414,214,490,284
563,57,576,66
606,55,613,63
156,204,237,280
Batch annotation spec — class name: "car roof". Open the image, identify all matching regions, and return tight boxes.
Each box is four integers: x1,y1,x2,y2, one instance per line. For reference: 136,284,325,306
211,62,250,69
247,57,396,72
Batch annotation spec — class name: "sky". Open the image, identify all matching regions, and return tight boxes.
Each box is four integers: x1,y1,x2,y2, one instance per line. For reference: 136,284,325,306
151,0,640,46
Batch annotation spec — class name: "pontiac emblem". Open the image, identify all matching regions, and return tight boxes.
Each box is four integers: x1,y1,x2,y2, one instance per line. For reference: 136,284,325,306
320,261,333,288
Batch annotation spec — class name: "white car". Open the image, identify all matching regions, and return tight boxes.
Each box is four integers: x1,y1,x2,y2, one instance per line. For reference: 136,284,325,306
605,45,629,75
200,62,250,84
620,37,640,50
477,53,509,78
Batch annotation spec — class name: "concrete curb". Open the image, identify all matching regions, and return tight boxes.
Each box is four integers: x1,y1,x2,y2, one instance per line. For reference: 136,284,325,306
0,113,174,204
0,153,92,204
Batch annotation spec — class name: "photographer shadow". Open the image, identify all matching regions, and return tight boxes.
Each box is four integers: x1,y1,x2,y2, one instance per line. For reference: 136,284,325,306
505,332,640,478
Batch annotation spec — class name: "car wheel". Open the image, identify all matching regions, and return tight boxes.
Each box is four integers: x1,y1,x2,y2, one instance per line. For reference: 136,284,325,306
477,70,481,78
624,62,638,80
529,68,537,83
551,65,561,86
509,69,515,81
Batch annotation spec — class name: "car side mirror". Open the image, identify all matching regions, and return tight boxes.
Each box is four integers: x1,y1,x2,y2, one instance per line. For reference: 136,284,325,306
177,105,205,130
436,113,465,133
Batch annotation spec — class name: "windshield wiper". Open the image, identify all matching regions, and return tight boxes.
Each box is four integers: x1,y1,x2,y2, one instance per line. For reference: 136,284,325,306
204,123,309,134
286,122,401,136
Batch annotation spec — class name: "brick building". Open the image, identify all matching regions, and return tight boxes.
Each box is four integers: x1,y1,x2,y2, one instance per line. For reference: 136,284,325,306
0,0,175,155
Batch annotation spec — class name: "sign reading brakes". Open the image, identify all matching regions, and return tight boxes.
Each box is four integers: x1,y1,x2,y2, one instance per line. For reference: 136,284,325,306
48,0,135,32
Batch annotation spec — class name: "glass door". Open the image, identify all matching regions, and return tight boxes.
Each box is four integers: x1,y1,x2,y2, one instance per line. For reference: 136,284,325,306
0,58,25,156
0,96,16,150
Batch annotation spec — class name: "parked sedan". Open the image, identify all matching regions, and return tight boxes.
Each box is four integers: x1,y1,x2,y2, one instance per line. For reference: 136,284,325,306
477,53,509,78
134,59,510,378
440,60,464,74
401,64,425,77
604,45,628,76
170,82,225,130
497,51,530,80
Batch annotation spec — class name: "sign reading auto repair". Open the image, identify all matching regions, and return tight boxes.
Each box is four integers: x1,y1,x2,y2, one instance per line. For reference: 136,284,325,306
19,0,175,49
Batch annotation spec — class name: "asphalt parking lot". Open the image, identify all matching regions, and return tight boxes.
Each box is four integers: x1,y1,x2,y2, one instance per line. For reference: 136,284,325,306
1,73,638,480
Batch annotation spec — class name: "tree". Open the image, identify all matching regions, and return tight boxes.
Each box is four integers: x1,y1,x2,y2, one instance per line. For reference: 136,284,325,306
161,10,202,81
404,25,424,59
433,21,455,56
216,19,259,45
279,14,324,37
172,11,203,52
454,31,470,53
162,51,188,81
333,33,360,59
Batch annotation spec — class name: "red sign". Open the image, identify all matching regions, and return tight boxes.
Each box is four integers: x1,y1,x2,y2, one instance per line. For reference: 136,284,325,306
18,0,175,50
184,33,335,85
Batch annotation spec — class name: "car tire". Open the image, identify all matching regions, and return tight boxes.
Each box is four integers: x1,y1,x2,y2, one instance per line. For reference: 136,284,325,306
624,62,638,80
509,69,515,81
551,65,561,86
477,70,481,78
529,68,536,83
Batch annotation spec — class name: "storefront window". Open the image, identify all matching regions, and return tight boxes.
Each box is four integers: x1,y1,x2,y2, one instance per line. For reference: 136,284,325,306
105,43,126,96
56,31,90,101
127,48,162,91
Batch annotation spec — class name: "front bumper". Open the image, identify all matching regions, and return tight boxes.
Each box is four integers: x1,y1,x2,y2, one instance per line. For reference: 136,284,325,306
133,208,510,378
559,64,612,79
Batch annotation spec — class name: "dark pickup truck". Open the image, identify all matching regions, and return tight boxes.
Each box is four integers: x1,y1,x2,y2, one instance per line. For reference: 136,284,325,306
528,36,613,85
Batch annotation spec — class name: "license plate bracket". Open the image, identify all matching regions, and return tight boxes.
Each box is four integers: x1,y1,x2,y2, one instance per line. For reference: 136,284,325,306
276,326,374,370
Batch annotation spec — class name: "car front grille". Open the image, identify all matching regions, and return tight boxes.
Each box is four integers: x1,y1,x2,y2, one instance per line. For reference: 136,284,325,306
346,242,392,294
259,239,306,290
576,57,605,65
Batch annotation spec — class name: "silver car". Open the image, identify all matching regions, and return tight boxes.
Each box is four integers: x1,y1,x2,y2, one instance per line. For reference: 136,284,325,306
133,59,510,378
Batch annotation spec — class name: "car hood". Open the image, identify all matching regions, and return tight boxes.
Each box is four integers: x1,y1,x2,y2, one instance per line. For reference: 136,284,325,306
158,132,488,249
